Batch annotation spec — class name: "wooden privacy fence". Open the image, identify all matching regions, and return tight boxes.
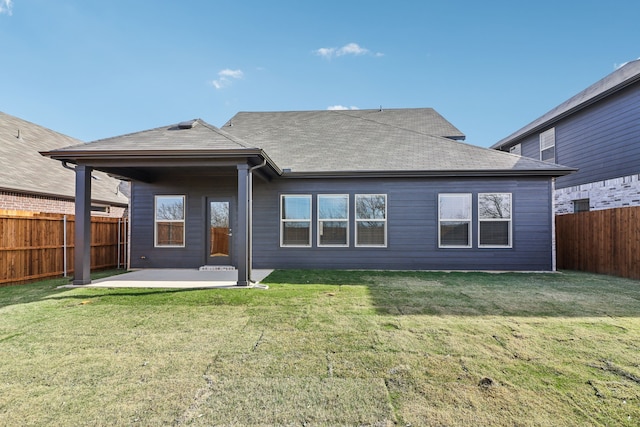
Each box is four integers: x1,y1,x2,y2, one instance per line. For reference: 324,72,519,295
556,206,640,280
0,210,128,286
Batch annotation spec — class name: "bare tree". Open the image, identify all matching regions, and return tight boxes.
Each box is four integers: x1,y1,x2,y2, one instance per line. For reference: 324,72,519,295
156,198,184,220
210,202,229,228
479,194,511,219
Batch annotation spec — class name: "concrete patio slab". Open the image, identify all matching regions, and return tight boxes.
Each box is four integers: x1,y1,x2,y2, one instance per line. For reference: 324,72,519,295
61,269,274,289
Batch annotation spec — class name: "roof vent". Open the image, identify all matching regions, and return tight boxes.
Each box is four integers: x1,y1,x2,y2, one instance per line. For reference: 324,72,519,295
178,119,198,129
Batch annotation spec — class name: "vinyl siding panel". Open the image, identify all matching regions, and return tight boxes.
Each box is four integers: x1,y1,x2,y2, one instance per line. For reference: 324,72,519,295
507,84,640,189
555,85,640,188
252,177,553,271
130,173,554,271
130,174,237,269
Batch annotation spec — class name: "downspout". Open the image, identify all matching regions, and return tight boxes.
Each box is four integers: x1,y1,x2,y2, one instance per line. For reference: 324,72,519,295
248,158,268,282
62,161,76,172
551,178,557,272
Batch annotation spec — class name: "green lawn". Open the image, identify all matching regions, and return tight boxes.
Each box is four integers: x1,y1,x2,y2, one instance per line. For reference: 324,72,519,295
1,269,639,426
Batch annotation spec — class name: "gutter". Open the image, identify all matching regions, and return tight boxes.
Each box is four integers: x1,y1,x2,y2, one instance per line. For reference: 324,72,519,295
279,168,577,179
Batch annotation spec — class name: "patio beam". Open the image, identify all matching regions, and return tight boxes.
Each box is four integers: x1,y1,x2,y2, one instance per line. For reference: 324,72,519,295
73,165,92,285
236,164,250,286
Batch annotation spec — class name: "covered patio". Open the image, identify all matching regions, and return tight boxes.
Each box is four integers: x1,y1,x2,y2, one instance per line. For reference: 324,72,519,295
41,119,281,287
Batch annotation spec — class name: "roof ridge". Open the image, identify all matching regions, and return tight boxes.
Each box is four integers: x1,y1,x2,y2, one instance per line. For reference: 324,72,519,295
197,119,257,149
330,108,462,139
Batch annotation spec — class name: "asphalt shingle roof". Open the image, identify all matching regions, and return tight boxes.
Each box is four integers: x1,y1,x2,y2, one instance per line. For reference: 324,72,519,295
61,118,256,152
44,108,574,177
223,109,572,175
0,111,128,205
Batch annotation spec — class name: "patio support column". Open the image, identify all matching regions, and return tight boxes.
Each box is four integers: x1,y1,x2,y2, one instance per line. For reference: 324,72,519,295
236,164,250,286
73,165,92,285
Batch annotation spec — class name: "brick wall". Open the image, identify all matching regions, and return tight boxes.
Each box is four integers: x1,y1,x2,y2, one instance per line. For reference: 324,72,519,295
0,190,126,218
555,173,640,214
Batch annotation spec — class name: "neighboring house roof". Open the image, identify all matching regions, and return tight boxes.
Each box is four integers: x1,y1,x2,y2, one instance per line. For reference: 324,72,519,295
492,59,640,150
43,108,574,178
0,111,128,206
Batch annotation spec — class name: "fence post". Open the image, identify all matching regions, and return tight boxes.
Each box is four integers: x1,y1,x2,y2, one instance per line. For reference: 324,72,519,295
63,215,68,277
117,218,121,269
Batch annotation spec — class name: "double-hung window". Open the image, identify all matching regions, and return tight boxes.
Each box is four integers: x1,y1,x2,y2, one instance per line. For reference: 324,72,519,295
478,193,512,247
355,194,387,247
155,195,185,247
438,194,471,247
318,194,349,246
280,195,312,247
540,128,555,163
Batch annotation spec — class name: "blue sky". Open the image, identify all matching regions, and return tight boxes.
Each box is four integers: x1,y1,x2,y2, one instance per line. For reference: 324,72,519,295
1,0,639,147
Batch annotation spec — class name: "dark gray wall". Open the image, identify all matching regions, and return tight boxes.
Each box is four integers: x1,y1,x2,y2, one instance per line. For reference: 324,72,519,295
130,173,555,271
509,83,640,189
130,174,238,269
252,176,554,271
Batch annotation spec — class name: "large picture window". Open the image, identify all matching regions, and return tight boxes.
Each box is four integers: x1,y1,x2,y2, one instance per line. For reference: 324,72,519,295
439,194,471,248
318,194,348,247
478,193,512,247
355,194,386,247
281,195,312,247
155,195,185,247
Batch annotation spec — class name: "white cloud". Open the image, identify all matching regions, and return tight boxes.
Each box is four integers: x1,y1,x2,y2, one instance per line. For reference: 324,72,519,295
315,47,336,59
212,68,244,89
327,105,359,111
0,0,13,15
337,43,368,56
314,43,382,59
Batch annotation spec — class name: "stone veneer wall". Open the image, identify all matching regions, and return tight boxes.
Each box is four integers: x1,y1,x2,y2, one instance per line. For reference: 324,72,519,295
0,190,126,217
555,173,640,214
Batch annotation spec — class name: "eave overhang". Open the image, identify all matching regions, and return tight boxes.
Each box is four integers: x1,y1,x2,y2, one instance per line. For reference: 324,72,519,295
40,148,283,181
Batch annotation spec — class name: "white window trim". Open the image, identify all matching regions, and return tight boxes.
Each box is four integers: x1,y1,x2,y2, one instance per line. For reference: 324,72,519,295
280,194,312,247
154,195,186,248
478,193,513,248
438,193,472,248
317,194,349,247
355,194,387,247
540,128,556,163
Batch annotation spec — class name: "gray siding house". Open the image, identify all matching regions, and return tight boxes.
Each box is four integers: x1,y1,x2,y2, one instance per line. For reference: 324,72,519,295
491,59,640,214
43,108,573,285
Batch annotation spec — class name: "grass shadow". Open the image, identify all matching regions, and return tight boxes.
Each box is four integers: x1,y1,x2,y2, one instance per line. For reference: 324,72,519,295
262,269,640,318
0,269,129,310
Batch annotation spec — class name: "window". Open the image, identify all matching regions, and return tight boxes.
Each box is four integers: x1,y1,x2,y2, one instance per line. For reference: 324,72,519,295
355,194,387,247
318,194,348,246
509,144,521,155
155,195,185,247
439,194,471,247
281,195,311,247
540,128,555,163
573,199,590,213
478,193,512,247
91,204,110,214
